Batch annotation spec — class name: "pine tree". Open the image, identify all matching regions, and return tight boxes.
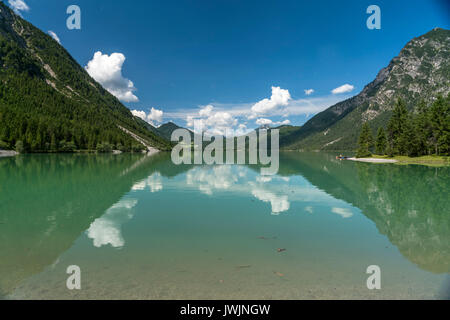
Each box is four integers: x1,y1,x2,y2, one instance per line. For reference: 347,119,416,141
15,140,24,153
414,99,431,155
375,127,387,155
356,122,374,158
387,98,408,155
428,95,450,155
402,114,420,156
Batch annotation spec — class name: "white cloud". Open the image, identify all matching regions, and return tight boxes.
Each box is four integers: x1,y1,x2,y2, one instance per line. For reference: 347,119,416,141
85,51,139,103
181,87,294,135
47,31,61,44
167,95,347,125
187,105,238,136
331,207,353,219
304,89,314,96
148,107,164,123
255,118,291,127
278,119,291,126
131,107,164,126
131,110,147,121
250,86,291,119
8,0,29,15
332,84,354,94
199,105,213,117
255,118,273,126
163,90,350,136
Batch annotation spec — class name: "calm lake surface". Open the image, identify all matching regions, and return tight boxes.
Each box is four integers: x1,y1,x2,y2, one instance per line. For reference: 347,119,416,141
1,152,449,300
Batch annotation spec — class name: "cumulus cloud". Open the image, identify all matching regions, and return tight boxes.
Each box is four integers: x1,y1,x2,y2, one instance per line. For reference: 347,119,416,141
8,0,29,15
131,107,164,126
250,86,291,119
48,31,61,44
164,88,351,136
255,118,291,127
131,110,147,121
187,105,238,136
148,107,163,123
167,95,348,122
278,119,291,126
304,89,314,96
255,118,273,126
199,105,213,117
85,51,139,103
332,84,354,94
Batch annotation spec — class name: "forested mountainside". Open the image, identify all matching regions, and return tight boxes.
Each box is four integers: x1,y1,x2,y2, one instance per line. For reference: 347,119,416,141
0,2,171,153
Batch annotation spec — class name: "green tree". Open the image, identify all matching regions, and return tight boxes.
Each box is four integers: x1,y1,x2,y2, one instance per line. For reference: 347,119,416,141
387,98,409,155
400,114,420,156
132,144,145,153
0,140,9,150
375,127,387,155
356,122,374,158
414,100,431,155
59,140,76,153
428,95,450,155
96,142,113,153
15,140,25,153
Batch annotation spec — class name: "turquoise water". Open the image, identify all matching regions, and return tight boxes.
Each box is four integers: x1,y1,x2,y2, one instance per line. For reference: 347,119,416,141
0,152,449,299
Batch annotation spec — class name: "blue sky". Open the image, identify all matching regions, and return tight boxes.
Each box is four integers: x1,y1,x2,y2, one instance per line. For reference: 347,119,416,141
8,0,450,134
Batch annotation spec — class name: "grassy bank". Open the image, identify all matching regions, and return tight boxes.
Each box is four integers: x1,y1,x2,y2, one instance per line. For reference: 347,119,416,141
371,154,450,166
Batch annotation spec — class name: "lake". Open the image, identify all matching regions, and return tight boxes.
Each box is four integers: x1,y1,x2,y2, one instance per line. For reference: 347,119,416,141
0,152,449,299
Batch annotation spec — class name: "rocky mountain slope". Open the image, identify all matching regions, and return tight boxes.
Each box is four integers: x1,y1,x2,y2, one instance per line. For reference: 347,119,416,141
280,28,450,151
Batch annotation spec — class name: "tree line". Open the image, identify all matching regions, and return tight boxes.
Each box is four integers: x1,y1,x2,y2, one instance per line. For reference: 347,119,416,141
357,95,450,157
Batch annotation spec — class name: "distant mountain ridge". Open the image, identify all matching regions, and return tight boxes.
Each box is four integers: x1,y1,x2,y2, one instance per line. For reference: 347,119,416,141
157,122,195,141
0,1,171,152
280,28,450,151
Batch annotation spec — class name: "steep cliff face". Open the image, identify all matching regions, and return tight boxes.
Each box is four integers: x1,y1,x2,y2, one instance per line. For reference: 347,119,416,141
281,28,450,151
0,2,171,152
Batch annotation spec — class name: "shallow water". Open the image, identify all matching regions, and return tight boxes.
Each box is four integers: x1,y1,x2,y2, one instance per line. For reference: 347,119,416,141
0,152,449,300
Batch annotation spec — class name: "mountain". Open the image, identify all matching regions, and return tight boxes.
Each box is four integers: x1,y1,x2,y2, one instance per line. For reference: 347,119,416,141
273,124,302,138
157,122,194,141
280,28,450,151
0,1,171,152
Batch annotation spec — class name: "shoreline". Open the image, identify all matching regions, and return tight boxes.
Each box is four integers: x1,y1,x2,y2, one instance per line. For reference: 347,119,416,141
346,155,449,166
347,157,398,163
0,149,162,157
0,150,19,158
